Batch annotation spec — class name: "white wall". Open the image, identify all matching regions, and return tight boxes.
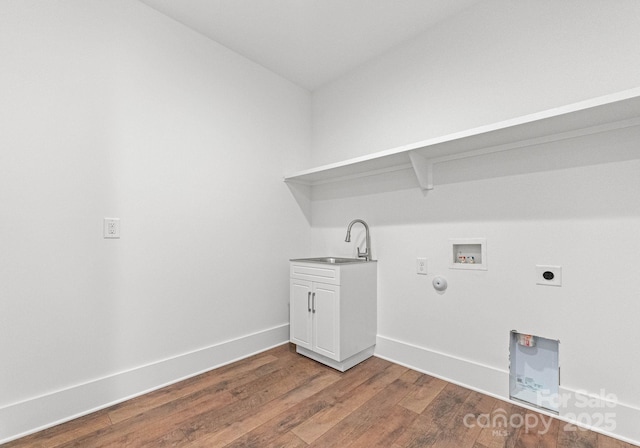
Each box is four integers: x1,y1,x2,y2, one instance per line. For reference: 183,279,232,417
3,0,640,444
312,0,640,165
0,0,310,441
309,0,640,444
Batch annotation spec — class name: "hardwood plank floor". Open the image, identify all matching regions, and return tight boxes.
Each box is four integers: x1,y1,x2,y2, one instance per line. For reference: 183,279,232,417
4,344,637,448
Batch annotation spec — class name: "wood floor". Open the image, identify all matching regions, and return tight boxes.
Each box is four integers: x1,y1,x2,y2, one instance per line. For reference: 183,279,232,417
5,344,636,448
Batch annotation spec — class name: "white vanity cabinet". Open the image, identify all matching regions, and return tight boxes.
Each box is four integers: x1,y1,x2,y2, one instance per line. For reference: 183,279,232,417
289,259,377,371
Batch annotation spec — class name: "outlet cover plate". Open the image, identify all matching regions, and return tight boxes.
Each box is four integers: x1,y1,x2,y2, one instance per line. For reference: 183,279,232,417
104,218,120,239
536,265,561,286
417,258,427,275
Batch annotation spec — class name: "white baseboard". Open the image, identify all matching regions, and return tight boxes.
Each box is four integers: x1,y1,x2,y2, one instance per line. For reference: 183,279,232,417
0,324,290,444
375,334,640,446
375,334,509,398
558,385,640,446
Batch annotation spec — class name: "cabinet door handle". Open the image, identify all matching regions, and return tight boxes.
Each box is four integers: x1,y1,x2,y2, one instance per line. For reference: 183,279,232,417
312,292,316,313
307,292,311,312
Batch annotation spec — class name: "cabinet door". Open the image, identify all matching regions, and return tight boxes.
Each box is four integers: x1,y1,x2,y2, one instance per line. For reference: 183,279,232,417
312,283,339,360
290,279,312,350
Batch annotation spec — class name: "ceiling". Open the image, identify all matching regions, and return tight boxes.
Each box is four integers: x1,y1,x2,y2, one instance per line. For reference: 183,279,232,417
138,0,483,91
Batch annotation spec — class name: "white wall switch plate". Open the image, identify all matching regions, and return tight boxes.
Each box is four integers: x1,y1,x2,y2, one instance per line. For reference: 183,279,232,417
104,218,120,239
417,258,427,275
536,265,561,286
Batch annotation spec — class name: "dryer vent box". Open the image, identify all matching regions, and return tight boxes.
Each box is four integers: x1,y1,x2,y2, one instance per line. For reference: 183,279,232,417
509,331,559,413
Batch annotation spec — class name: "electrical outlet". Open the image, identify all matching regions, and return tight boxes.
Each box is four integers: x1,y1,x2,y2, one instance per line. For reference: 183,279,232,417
104,218,120,239
536,265,561,286
417,258,427,275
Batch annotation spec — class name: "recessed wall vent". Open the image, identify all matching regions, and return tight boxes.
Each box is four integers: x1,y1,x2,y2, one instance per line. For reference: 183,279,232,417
509,330,560,413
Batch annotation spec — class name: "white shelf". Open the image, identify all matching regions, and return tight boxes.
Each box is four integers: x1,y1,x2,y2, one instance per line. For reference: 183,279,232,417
284,87,640,191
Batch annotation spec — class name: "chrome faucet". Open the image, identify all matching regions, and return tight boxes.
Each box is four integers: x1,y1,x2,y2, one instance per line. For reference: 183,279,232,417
345,219,371,261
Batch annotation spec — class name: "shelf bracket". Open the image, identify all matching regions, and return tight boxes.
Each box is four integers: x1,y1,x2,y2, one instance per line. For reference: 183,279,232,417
409,151,433,191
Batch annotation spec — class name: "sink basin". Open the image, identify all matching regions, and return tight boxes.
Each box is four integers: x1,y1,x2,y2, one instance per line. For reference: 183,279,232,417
291,257,370,264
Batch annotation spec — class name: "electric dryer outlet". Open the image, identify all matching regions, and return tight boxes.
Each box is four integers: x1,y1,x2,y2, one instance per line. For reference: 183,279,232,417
535,265,562,286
